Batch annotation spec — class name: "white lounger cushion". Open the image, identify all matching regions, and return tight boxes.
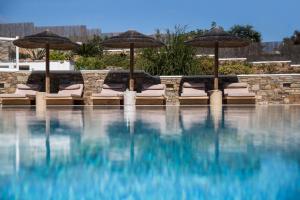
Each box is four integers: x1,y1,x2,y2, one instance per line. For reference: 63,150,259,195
181,88,207,97
46,93,81,98
17,84,40,90
93,89,124,97
224,88,255,97
59,84,81,90
102,83,125,89
92,83,125,97
137,84,166,97
143,84,165,90
224,83,255,97
182,82,205,88
0,84,39,98
15,89,37,96
0,94,27,98
225,82,248,88
137,90,165,97
57,84,83,97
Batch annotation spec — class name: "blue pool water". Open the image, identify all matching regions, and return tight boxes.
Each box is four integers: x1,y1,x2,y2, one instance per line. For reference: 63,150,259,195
0,106,300,199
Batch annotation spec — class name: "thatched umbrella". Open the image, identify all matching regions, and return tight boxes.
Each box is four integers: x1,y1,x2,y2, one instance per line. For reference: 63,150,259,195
101,30,164,91
13,30,79,93
185,26,249,90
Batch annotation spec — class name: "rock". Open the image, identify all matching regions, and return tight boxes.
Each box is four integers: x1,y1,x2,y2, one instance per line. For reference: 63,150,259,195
252,84,260,91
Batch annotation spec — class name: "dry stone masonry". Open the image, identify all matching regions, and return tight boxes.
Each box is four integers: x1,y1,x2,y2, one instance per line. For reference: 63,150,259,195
0,71,300,105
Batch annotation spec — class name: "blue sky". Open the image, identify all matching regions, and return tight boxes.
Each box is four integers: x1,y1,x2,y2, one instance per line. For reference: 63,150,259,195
1,0,299,41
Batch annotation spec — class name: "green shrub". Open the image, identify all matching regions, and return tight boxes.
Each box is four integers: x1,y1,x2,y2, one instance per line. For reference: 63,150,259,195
50,50,72,61
219,64,253,75
75,54,131,70
73,35,103,57
75,57,105,70
139,26,196,75
190,57,214,75
101,53,130,69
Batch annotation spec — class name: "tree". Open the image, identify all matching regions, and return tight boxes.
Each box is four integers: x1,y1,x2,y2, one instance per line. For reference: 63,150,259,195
291,31,300,45
74,35,103,57
280,30,300,62
138,26,197,75
229,25,262,43
23,49,46,60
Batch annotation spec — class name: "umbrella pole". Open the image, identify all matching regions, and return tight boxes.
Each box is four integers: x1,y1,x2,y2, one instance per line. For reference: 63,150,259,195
214,42,219,90
129,43,134,91
45,44,50,93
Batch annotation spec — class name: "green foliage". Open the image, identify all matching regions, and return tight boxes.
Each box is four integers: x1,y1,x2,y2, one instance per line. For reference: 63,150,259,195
73,25,259,75
101,53,130,69
75,53,130,70
49,50,72,61
191,57,214,75
229,25,262,43
219,63,254,75
283,30,300,45
27,49,46,60
293,31,300,44
75,57,105,70
74,35,103,57
139,26,196,75
19,53,31,59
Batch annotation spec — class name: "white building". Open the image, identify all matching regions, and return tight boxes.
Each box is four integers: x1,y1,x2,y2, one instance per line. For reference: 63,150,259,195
0,36,75,71
0,61,75,71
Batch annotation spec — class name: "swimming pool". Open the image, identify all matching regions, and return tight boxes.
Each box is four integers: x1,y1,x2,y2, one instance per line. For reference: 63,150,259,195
0,106,299,199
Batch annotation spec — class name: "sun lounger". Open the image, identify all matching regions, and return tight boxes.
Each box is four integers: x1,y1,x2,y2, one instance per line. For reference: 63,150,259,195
136,84,166,105
91,83,125,105
45,83,83,105
0,84,40,105
179,82,209,105
224,83,256,104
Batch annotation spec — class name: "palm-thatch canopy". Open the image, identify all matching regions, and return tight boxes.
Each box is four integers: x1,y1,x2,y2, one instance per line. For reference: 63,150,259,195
13,30,79,50
185,26,249,48
101,30,164,49
13,30,79,93
185,26,250,91
101,30,164,91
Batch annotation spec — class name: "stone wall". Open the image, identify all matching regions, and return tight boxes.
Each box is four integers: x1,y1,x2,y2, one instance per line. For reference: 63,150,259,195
0,41,12,61
1,71,300,105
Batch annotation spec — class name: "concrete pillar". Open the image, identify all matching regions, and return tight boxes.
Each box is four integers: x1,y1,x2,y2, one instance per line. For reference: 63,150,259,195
36,92,46,118
209,90,222,106
124,90,136,106
209,90,223,130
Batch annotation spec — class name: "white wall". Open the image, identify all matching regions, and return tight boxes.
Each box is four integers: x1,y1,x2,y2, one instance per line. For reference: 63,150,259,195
0,61,74,72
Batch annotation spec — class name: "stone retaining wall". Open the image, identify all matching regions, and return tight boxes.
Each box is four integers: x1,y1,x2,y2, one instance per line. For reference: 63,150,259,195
1,71,300,105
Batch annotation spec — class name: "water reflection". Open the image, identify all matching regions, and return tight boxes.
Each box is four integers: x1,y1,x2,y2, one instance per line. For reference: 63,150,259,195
0,106,299,199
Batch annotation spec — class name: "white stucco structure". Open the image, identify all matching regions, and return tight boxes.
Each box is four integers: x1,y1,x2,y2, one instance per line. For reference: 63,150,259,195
0,61,75,71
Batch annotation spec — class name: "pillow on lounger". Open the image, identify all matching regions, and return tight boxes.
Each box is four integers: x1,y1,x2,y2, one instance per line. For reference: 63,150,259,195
225,83,248,88
137,90,165,97
142,84,165,90
59,84,81,90
181,88,207,97
224,88,255,97
58,84,83,97
17,84,40,90
182,82,205,88
98,89,124,97
102,83,125,90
